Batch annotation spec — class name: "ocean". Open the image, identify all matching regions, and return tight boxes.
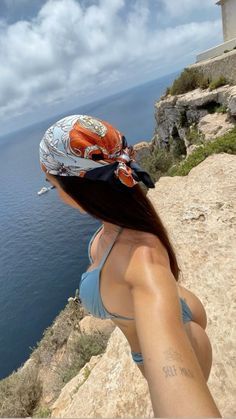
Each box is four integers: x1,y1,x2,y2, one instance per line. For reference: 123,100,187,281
0,70,179,379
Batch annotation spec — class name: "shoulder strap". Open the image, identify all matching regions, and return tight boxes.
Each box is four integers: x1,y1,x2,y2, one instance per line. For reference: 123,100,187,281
88,224,103,263
98,226,123,268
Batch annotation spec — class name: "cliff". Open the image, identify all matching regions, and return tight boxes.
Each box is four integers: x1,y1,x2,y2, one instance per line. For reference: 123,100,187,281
152,84,236,155
0,153,235,418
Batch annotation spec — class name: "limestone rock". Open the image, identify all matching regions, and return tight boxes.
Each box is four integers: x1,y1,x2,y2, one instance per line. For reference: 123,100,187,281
133,140,152,163
79,315,116,336
50,153,235,418
176,87,223,107
30,302,86,406
147,153,236,418
155,84,236,151
228,85,236,115
198,113,235,141
37,331,82,405
51,327,153,418
30,315,115,409
50,354,103,417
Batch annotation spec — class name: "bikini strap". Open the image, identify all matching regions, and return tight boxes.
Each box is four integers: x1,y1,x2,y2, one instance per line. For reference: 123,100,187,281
88,224,103,263
98,226,123,268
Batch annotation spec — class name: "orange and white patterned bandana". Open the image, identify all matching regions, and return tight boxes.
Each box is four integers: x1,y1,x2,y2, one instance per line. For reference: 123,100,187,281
39,115,155,189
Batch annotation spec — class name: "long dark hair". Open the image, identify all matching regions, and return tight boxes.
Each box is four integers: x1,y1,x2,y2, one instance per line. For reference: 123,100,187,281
53,175,181,282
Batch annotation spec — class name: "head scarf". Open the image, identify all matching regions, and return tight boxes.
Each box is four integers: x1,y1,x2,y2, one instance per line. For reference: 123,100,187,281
39,115,155,190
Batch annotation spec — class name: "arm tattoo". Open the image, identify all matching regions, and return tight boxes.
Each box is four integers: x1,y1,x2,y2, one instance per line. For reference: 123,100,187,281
162,365,177,377
162,347,195,379
163,347,184,363
162,365,195,379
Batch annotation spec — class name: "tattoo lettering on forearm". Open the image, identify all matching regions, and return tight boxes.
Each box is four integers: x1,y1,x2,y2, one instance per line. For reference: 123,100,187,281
179,366,194,378
162,365,195,379
162,365,177,377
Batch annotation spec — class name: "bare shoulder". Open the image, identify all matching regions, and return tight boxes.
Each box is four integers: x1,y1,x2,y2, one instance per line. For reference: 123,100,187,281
120,228,171,285
121,228,167,249
122,228,170,264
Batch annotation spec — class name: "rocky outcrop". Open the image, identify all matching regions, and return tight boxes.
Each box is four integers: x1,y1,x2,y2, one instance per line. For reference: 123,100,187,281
0,301,115,417
51,327,153,418
29,300,86,407
147,154,236,417
198,113,235,141
50,354,104,418
153,84,236,156
50,153,235,418
35,314,115,406
79,316,115,336
2,155,235,418
133,140,152,163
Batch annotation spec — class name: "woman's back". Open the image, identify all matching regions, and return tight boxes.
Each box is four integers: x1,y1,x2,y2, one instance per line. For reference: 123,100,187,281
82,224,209,379
86,224,202,324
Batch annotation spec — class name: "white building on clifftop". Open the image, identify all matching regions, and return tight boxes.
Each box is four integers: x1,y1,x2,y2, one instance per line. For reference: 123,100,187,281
196,0,236,62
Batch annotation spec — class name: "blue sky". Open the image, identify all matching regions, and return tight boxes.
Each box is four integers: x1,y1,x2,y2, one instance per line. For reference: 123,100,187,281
0,0,222,135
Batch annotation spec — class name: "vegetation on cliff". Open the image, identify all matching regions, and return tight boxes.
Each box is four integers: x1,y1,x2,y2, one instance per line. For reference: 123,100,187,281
0,296,109,418
165,67,228,96
140,127,236,182
167,127,236,176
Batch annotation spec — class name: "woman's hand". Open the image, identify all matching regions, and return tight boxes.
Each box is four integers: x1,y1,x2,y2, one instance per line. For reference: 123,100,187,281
124,243,222,418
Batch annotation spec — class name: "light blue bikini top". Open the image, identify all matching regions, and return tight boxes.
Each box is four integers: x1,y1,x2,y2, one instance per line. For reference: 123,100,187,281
79,224,194,323
79,224,135,321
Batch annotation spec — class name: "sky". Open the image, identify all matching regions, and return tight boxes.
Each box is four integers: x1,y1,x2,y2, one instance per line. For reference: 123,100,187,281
0,0,222,135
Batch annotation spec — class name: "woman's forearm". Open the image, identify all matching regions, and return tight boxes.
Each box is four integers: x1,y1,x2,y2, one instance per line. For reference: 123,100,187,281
146,325,221,417
133,292,222,418
125,248,222,417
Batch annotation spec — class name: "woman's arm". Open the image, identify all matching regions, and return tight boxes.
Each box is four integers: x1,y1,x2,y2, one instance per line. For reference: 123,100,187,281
125,244,222,418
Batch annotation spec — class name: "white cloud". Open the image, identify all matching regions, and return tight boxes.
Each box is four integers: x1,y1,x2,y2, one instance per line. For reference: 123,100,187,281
0,0,222,128
158,0,214,18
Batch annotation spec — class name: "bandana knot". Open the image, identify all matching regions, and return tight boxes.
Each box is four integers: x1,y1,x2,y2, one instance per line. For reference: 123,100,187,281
113,147,138,187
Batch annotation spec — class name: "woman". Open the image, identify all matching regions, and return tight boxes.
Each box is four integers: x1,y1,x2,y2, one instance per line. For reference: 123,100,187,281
39,115,222,418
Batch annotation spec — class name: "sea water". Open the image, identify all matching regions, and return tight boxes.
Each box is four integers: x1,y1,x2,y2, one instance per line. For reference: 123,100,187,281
0,71,179,379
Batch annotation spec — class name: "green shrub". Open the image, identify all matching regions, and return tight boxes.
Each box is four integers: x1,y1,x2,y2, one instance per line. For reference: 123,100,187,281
0,366,42,418
203,101,228,114
215,104,227,113
62,330,109,384
209,76,227,91
0,298,88,418
30,294,85,365
166,127,236,177
186,125,204,146
140,147,175,182
138,127,235,192
71,365,92,396
165,86,171,97
198,76,211,89
75,330,108,364
83,365,91,380
171,138,186,159
62,356,86,385
169,68,210,95
32,406,51,418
